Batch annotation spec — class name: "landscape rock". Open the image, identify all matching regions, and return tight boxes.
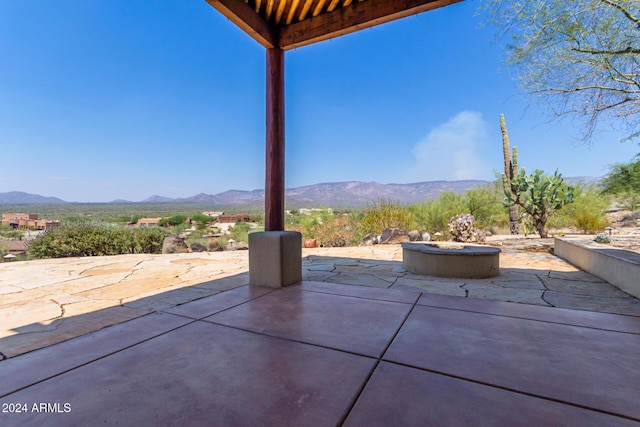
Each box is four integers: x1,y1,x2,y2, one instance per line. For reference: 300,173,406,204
208,238,223,252
408,230,421,241
225,241,249,251
421,232,432,241
190,242,207,252
379,228,410,245
162,236,189,254
361,233,380,246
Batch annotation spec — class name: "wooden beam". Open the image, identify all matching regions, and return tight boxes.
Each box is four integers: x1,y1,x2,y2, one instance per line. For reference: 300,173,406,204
265,48,285,231
279,0,463,50
205,0,277,48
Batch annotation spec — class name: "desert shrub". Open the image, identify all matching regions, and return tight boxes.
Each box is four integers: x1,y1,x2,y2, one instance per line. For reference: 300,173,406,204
159,215,188,227
549,186,609,233
360,199,414,235
133,227,170,253
462,184,509,229
286,210,332,239
409,191,464,234
315,215,362,247
230,221,252,243
28,224,169,259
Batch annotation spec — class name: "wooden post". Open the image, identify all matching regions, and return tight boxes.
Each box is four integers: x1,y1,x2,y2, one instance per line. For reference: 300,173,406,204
265,47,285,231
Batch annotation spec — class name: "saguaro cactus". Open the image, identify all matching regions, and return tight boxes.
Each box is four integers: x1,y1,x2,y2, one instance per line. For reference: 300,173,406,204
500,114,520,235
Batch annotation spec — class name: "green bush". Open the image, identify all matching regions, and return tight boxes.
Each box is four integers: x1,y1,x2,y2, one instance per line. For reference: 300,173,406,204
28,224,169,259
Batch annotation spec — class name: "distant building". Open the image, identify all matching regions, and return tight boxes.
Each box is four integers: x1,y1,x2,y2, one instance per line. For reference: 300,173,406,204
137,218,163,227
203,211,224,218
6,240,27,256
299,208,333,216
218,214,251,223
1,213,60,231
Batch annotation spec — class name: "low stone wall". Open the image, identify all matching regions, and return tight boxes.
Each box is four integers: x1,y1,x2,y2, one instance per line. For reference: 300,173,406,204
554,237,640,299
402,242,500,279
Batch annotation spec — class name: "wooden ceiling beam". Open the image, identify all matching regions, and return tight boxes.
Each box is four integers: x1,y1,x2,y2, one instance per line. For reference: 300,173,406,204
279,0,463,50
205,0,277,48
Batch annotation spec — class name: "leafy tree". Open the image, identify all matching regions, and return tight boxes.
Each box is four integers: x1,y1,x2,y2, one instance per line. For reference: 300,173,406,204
191,214,213,224
600,154,640,194
483,0,640,142
505,169,575,238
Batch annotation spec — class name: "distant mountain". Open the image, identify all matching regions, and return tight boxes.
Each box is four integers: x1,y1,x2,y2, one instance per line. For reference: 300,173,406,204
142,195,176,203
0,191,67,204
137,180,490,208
1,177,603,207
565,176,603,187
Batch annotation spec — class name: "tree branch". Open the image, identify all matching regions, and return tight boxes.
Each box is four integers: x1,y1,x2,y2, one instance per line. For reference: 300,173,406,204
572,46,640,55
598,0,640,27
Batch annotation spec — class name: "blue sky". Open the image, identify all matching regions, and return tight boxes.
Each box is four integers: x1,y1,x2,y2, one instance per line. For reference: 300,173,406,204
1,0,638,203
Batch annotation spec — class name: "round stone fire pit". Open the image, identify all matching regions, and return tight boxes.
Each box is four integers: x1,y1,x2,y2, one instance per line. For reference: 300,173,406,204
402,242,501,278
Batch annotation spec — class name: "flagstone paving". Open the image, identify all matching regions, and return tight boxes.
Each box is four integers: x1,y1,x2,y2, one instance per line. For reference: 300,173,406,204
1,242,640,360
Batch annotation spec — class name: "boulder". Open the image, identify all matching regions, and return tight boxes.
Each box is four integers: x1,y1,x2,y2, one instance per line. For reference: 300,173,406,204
421,232,432,242
225,241,249,251
190,242,207,252
208,238,223,252
162,236,189,254
361,233,380,246
379,228,410,244
408,230,421,242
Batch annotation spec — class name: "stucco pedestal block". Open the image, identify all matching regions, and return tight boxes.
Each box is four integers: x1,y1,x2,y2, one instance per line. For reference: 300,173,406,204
249,231,302,288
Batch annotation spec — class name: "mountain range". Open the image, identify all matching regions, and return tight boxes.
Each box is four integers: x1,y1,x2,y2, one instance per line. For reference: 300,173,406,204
0,177,601,208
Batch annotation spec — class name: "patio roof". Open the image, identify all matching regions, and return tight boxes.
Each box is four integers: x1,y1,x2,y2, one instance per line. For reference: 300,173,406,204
206,0,462,50
204,0,463,234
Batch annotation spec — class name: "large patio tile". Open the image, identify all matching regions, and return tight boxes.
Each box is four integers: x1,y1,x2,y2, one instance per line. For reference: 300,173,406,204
291,281,420,304
1,322,376,427
417,293,640,334
0,312,191,397
0,305,151,359
384,305,640,420
344,362,635,427
163,285,274,319
206,288,412,357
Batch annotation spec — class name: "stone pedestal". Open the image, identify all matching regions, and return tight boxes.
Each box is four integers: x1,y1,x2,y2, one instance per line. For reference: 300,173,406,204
249,231,302,287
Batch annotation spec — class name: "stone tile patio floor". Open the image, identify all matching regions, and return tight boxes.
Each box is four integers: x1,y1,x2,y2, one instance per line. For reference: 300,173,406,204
1,244,640,425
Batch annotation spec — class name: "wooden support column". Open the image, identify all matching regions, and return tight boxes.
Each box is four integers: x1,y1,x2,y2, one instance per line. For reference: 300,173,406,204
265,47,285,231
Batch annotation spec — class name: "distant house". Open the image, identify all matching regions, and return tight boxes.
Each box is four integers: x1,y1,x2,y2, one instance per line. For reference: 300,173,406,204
1,213,60,231
299,208,333,216
203,211,224,218
218,214,251,223
7,240,27,256
137,217,163,227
